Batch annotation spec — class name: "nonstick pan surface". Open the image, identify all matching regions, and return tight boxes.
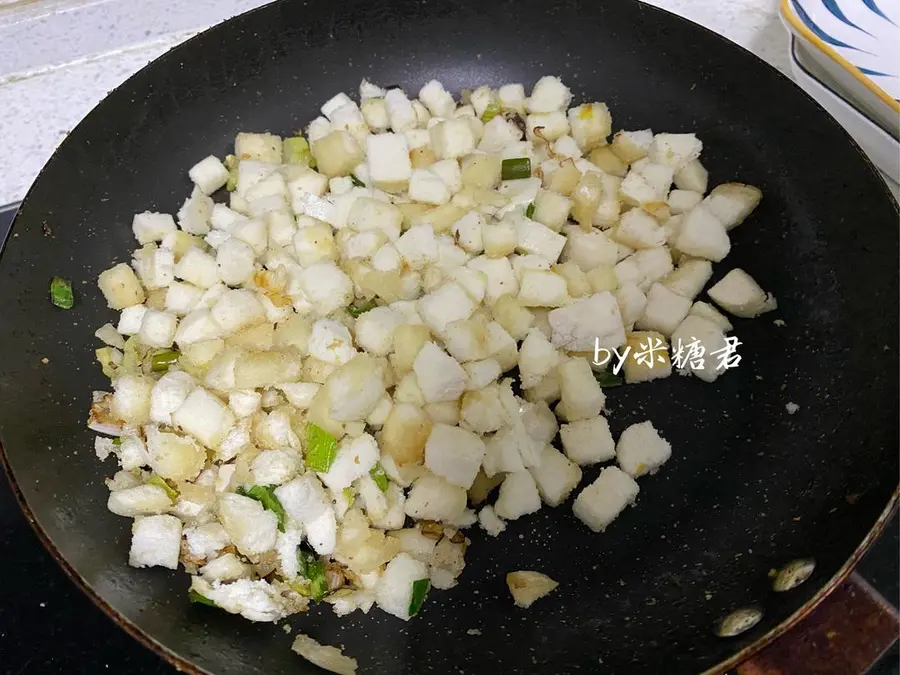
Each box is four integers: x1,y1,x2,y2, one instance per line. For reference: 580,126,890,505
0,0,897,673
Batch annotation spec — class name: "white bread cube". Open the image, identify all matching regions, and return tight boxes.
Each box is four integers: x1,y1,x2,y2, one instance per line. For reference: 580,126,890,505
251,449,298,486
419,79,456,118
430,118,476,159
384,88,417,132
326,356,386,422
689,301,733,331
616,420,671,478
235,132,282,162
293,223,337,266
354,307,401,356
526,76,572,113
492,294,534,340
703,183,762,230
404,473,467,522
670,314,729,383
463,358,502,391
132,212,176,245
674,205,730,262
99,263,146,309
348,197,402,241
459,383,506,433
560,416,616,465
558,357,605,421
138,309,177,348
667,189,703,215
451,211,486,254
610,129,653,163
177,188,213,235
361,97,390,132
424,423,486,488
478,116,523,154
486,321,519,372
309,319,356,365
307,116,331,142
174,308,221,345
520,400,558,446
518,270,568,307
396,224,438,269
615,282,648,327
708,268,777,318
674,158,708,193
297,261,354,315
311,131,364,178
498,83,526,114
174,247,219,289
482,220,517,258
635,283,692,337
274,474,329,525
533,189,572,232
107,484,172,517
587,265,619,294
551,134,582,159
648,133,702,168
228,390,262,418
318,434,380,492
632,247,674,290
129,515,182,569
442,316,491,363
518,329,561,389
572,466,639,532
614,208,666,249
467,256,518,305
417,282,476,336
482,427,525,477
529,445,582,507
567,102,612,151
623,331,672,383
173,387,235,448
218,492,278,557
525,111,570,143
425,400,461,427
329,101,369,143
215,237,255,286
548,291,626,351
164,282,203,316
662,258,713,300
515,218,567,262
189,156,230,194
494,470,542,520
430,159,462,196
132,246,174,291
413,342,467,403
560,226,618,271
478,505,506,537
409,168,451,205
110,373,153,425
375,553,430,621
371,242,402,272
210,289,265,335
321,92,352,119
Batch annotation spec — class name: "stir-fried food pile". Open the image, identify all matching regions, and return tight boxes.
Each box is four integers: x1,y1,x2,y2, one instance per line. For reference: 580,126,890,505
88,75,774,671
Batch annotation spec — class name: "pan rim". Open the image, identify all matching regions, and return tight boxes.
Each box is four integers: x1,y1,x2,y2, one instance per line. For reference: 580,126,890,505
0,0,897,671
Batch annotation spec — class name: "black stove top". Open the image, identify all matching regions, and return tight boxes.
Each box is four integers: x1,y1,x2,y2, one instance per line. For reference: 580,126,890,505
0,203,895,674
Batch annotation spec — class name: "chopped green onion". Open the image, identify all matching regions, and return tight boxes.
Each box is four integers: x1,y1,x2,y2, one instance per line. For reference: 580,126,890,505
501,157,531,181
148,475,179,502
188,589,217,607
50,276,74,309
347,299,377,318
370,463,389,492
342,487,356,505
594,369,624,388
289,580,312,597
224,155,238,191
112,437,123,446
525,202,536,219
237,485,286,531
297,549,328,601
150,350,180,373
283,136,315,167
349,174,366,188
306,424,339,472
480,101,501,123
95,347,120,378
408,578,430,617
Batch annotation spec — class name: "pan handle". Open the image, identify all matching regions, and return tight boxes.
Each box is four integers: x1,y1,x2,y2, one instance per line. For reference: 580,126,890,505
736,572,898,675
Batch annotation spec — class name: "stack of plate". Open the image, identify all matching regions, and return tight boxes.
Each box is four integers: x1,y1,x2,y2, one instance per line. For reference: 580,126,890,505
780,0,899,184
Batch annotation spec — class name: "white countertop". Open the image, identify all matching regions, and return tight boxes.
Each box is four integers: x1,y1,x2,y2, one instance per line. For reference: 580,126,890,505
0,0,793,205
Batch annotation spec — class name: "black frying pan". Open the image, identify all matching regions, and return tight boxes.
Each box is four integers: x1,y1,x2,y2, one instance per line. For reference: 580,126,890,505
0,0,897,673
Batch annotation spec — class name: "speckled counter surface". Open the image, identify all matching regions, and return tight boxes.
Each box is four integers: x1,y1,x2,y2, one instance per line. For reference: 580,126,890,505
0,0,794,206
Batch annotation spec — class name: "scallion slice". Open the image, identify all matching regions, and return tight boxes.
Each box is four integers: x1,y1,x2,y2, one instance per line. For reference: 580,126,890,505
50,276,74,309
188,589,217,606
306,424,338,473
480,101,500,122
593,369,624,388
297,549,328,601
150,350,180,373
237,485,286,531
369,463,389,492
501,157,531,181
283,136,315,167
525,202,535,219
349,174,366,188
408,578,430,617
148,475,179,502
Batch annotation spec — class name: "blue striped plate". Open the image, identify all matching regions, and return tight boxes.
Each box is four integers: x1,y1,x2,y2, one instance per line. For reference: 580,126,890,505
781,0,899,116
